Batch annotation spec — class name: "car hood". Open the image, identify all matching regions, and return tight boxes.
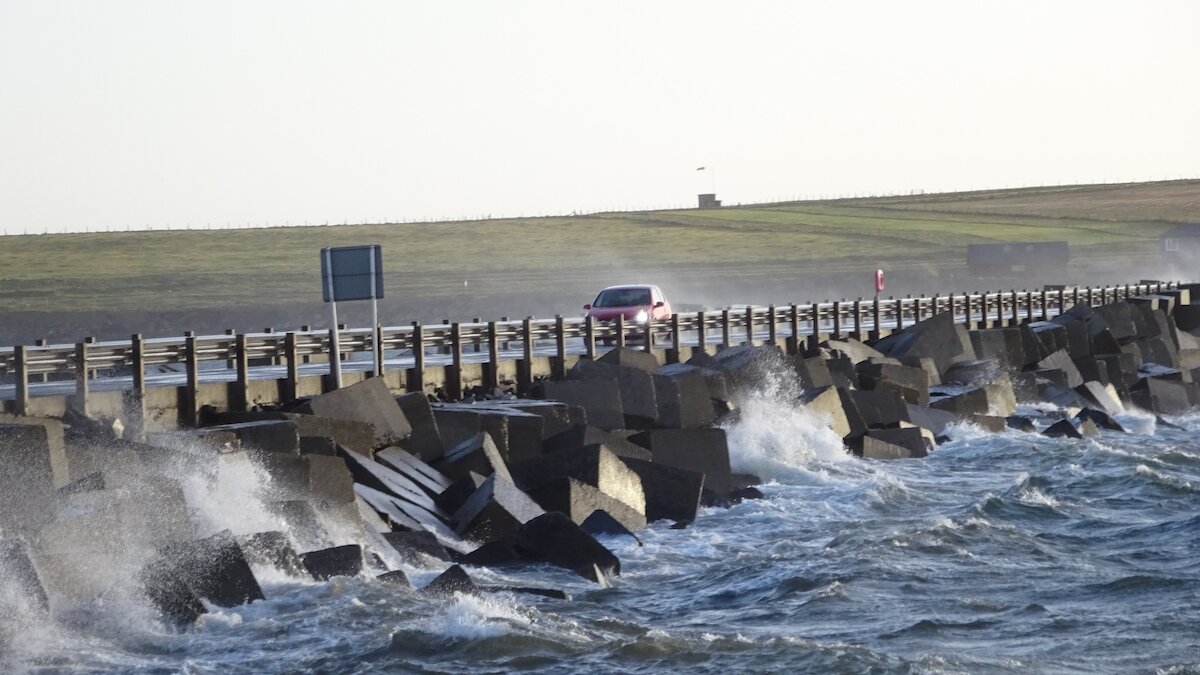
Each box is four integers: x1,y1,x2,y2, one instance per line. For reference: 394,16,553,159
587,305,648,320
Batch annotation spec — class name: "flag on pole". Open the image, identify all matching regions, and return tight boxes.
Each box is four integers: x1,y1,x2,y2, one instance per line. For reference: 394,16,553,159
696,166,706,171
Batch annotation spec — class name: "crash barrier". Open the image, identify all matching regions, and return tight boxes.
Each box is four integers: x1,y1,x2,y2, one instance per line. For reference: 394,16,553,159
0,281,1180,430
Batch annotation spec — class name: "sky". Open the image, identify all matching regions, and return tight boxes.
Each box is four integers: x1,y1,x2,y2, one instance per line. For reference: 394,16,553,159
1,1,1197,235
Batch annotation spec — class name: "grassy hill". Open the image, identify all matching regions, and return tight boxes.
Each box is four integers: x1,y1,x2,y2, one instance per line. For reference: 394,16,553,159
1,180,1196,320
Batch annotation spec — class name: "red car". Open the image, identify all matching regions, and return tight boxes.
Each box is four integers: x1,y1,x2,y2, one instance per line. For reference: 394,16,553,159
584,285,673,324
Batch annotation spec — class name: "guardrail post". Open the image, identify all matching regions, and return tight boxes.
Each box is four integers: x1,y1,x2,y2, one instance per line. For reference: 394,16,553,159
72,341,89,417
1041,289,1050,321
12,345,28,416
407,322,425,395
486,321,501,389
644,315,655,353
721,309,732,348
741,306,752,345
583,316,596,361
447,322,464,400
234,333,250,411
832,301,842,339
552,316,567,378
1010,289,1020,324
327,325,343,392
871,297,883,340
284,332,300,402
808,304,820,351
767,305,779,346
696,310,708,356
1023,289,1034,323
852,299,863,341
127,334,146,441
932,293,941,316
184,333,200,427
668,314,682,363
518,317,534,394
1072,286,1081,310
615,314,626,350
787,304,800,354
374,322,385,377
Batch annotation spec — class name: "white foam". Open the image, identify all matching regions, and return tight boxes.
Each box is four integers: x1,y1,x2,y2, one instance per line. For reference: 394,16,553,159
425,592,534,640
720,393,851,481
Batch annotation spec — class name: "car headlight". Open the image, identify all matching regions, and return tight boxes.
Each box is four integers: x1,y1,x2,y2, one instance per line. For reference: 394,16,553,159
635,310,649,323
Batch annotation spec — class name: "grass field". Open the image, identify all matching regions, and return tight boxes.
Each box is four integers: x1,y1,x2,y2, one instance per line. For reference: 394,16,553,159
1,179,1196,315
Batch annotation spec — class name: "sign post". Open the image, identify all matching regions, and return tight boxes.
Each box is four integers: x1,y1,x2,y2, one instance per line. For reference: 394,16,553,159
320,245,385,388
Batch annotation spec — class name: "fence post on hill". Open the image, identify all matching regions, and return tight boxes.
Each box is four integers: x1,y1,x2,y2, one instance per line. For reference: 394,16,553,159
767,305,778,346
284,332,299,402
721,309,732,349
234,334,249,411
127,334,146,441
12,345,28,416
744,306,755,346
553,316,567,378
408,322,425,395
70,341,89,418
447,323,463,401
181,333,199,427
515,317,533,394
583,316,596,361
486,321,501,389
668,314,682,363
696,311,708,357
832,301,843,339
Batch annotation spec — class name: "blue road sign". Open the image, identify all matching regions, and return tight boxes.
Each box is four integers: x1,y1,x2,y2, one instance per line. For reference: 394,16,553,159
321,245,384,302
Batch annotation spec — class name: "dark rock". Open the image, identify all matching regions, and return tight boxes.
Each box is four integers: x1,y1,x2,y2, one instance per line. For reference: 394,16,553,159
237,531,306,577
514,512,620,583
581,510,643,543
300,544,363,581
160,530,265,607
381,530,452,565
0,538,48,611
456,539,523,567
1042,419,1083,439
451,472,546,542
1006,416,1037,432
298,377,412,448
422,565,479,596
1075,408,1125,432
616,458,704,524
376,570,410,586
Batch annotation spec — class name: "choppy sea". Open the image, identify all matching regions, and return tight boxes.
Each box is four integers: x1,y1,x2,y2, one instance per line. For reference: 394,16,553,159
3,390,1199,674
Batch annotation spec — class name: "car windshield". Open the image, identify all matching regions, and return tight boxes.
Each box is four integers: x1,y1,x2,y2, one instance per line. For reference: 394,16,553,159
593,288,651,307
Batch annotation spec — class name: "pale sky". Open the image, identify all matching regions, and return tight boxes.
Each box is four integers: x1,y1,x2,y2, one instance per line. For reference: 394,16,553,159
1,1,1197,234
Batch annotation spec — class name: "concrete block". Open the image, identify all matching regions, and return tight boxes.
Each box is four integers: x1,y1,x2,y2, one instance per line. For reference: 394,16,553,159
1006,416,1037,432
0,414,67,488
381,531,452,565
203,420,299,455
511,444,645,516
1136,336,1180,369
851,428,928,459
824,339,885,364
0,538,48,611
1132,378,1194,415
1093,303,1138,342
435,472,487,514
456,539,523,567
376,446,452,498
543,425,652,460
0,424,56,532
159,530,265,607
857,361,930,405
140,561,207,625
298,377,412,448
211,412,377,456
897,356,942,387
581,510,642,543
434,404,543,464
536,379,624,431
353,485,459,548
435,431,515,483
377,570,410,586
1042,419,1084,439
825,355,859,389
394,392,444,461
300,544,363,580
1037,350,1084,389
597,346,660,373
971,328,1026,370
875,311,974,375
628,428,732,497
1175,305,1200,335
795,355,835,389
1075,381,1124,417
481,400,578,440
528,477,648,533
1075,408,1125,432
618,457,704,524
846,389,910,429
339,447,447,517
451,473,546,542
237,531,306,577
654,364,717,429
570,358,658,429
515,512,620,583
423,564,479,596
801,386,860,439
943,360,1002,386
268,500,333,552
1027,322,1069,357
905,404,958,438
307,454,356,506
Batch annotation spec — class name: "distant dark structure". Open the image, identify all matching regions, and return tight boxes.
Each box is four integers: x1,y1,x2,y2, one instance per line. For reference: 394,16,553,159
1160,223,1200,264
966,241,1069,276
697,193,721,209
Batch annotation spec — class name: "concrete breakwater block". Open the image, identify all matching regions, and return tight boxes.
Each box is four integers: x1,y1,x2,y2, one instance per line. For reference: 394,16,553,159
0,414,68,489
514,512,620,583
970,328,1028,370
654,364,717,429
527,477,648,533
543,426,650,460
299,377,412,448
376,447,452,498
875,311,975,376
0,538,49,612
0,424,57,532
354,484,461,547
581,510,643,544
857,361,930,406
422,564,479,596
434,432,515,483
699,344,799,396
597,346,661,372
155,529,265,608
477,400,584,441
203,420,300,456
451,472,546,542
209,412,376,457
570,358,659,429
628,428,732,498
300,544,363,580
381,531,452,565
535,379,623,431
140,562,208,625
433,404,543,464
844,388,910,430
237,531,306,578
394,392,444,461
511,444,646,516
1132,377,1196,415
376,569,410,586
824,339,884,365
435,471,487,514
617,457,703,525
1075,408,1125,432
339,447,446,517
793,355,834,390
850,427,929,460
800,386,862,440
1075,381,1124,417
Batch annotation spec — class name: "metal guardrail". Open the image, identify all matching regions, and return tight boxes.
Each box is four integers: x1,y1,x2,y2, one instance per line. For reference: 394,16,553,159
0,281,1179,419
